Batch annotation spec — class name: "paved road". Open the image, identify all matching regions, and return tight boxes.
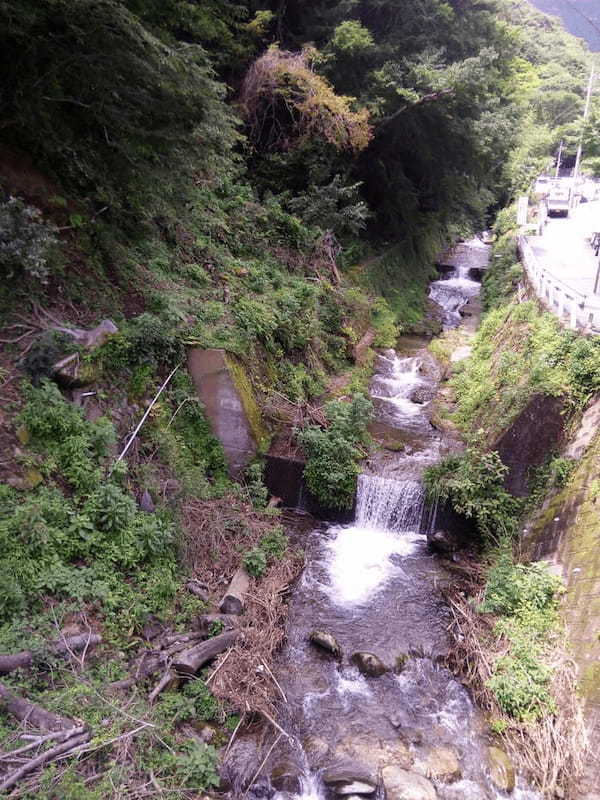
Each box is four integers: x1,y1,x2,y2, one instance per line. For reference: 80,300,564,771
529,200,600,295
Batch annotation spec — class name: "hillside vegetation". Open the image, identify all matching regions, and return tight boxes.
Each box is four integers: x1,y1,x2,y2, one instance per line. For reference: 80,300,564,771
0,1,594,797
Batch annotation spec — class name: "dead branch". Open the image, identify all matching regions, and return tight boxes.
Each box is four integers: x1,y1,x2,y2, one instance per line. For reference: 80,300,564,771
0,683,76,731
0,633,102,675
148,670,178,704
0,726,87,761
0,731,90,792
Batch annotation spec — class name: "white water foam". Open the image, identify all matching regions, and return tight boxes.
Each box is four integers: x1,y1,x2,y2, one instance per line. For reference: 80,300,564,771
324,524,424,605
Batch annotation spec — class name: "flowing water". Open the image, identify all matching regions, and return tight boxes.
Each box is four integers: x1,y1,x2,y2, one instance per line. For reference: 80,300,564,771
231,247,539,800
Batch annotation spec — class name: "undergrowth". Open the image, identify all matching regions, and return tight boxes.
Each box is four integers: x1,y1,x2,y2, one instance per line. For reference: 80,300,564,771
298,393,373,509
449,300,600,440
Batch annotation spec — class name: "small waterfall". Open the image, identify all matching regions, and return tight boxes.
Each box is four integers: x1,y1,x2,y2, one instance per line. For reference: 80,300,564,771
356,474,425,532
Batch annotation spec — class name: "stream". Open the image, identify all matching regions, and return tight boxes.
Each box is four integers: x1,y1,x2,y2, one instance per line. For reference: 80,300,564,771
230,246,539,800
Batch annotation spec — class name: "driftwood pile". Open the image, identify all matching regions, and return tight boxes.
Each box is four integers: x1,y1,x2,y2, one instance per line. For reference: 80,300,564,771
0,606,243,793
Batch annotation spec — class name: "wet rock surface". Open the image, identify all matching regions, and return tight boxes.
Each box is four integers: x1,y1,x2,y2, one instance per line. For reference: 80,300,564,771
487,746,515,793
349,652,388,678
382,766,438,800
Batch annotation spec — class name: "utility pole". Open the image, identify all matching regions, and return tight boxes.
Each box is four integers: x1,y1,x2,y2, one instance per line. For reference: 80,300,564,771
555,140,563,178
573,67,595,181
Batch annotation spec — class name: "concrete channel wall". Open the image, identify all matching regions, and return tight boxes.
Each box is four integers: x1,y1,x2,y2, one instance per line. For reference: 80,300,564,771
518,235,600,333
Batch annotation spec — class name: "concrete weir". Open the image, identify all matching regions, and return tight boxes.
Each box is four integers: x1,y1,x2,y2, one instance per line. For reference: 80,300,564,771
187,348,257,478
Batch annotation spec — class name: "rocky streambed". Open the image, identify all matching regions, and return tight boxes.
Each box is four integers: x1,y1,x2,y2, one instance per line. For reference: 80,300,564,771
224,245,538,800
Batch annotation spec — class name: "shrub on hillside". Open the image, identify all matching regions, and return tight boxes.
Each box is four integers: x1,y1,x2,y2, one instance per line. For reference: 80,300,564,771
0,196,58,282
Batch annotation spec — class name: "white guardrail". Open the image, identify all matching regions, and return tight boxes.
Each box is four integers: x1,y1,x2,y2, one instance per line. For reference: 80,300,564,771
518,235,600,334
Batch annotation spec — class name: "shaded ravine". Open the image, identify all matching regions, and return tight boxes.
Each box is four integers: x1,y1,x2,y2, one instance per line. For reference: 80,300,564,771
238,247,538,800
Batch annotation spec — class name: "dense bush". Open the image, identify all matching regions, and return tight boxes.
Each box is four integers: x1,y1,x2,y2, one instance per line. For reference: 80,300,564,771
424,449,520,541
0,196,57,282
0,382,177,624
298,393,372,509
481,547,563,720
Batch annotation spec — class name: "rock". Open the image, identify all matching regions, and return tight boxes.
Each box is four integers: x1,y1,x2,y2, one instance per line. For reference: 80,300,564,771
322,762,377,789
303,736,329,764
139,489,155,513
382,767,437,800
426,529,458,557
309,630,342,659
271,761,303,794
350,652,388,678
199,725,215,743
410,385,435,404
332,736,412,774
487,746,515,793
413,747,461,784
16,425,30,445
23,468,43,488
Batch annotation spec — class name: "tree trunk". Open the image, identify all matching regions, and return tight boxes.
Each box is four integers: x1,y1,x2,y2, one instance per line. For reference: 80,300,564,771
0,683,75,731
0,633,102,675
219,567,250,615
172,630,239,676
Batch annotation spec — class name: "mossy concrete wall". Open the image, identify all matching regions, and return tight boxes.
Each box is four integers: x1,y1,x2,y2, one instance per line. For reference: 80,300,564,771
187,348,260,478
525,415,600,790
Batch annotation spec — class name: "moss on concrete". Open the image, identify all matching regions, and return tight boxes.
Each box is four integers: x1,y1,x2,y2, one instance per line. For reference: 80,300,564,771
526,430,600,709
225,353,270,454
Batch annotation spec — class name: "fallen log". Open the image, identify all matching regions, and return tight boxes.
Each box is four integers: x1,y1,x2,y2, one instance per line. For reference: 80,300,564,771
0,683,75,731
0,633,102,675
186,579,209,601
108,652,166,693
219,567,250,615
0,730,90,792
172,630,239,676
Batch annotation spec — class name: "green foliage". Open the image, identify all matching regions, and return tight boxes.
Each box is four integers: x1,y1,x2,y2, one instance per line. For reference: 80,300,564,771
481,545,563,720
243,462,269,509
93,313,183,371
260,525,288,559
286,175,370,236
243,546,268,578
0,0,238,218
0,196,58,283
158,679,220,725
299,394,372,509
451,300,600,441
1,383,177,625
424,449,520,541
242,524,288,577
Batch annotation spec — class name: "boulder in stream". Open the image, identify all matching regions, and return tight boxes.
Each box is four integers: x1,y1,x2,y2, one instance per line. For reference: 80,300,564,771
350,652,388,678
322,762,377,793
487,746,515,793
382,767,437,800
413,746,461,783
309,630,342,659
332,736,412,775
